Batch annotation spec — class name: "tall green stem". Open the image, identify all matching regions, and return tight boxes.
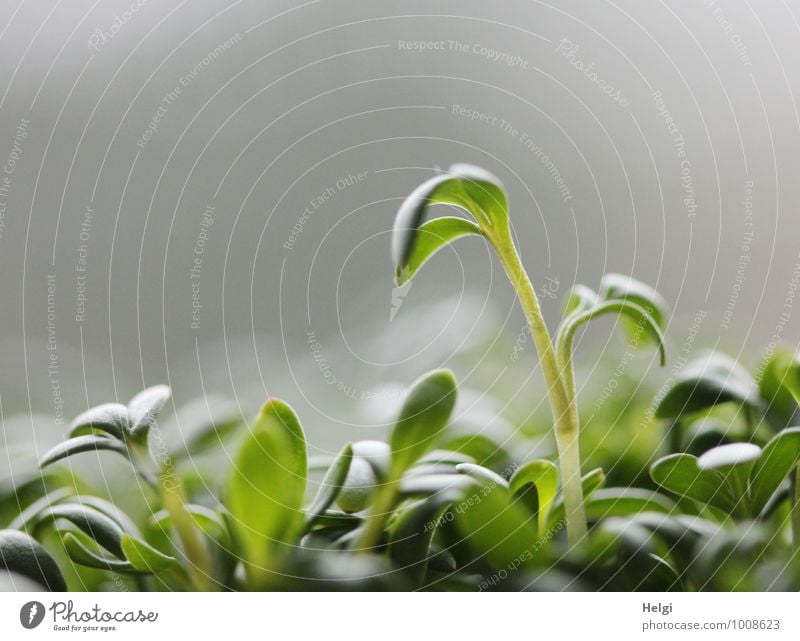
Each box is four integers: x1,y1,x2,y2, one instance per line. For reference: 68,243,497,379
490,227,587,546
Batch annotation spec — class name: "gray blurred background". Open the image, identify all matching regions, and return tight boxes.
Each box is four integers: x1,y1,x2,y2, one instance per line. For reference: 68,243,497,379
1,0,799,458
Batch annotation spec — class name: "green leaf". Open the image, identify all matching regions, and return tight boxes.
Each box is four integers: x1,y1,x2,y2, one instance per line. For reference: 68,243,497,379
509,460,559,532
62,531,135,573
650,453,736,513
68,402,129,440
598,273,669,330
584,488,676,520
128,385,171,441
305,443,353,529
758,349,800,429
453,478,538,571
656,352,758,420
335,456,378,514
39,435,129,469
226,399,307,575
392,164,506,272
389,369,458,477
749,427,800,513
35,503,127,558
120,534,180,573
559,300,667,367
395,216,483,286
0,529,66,591
389,495,452,583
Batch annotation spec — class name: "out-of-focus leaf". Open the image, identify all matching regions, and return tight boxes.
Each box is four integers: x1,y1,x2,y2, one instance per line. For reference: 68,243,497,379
305,443,353,529
66,496,140,535
584,488,676,520
389,495,453,583
632,512,721,569
127,385,171,442
351,440,391,481
758,349,800,429
439,434,513,476
749,428,800,514
400,474,474,498
650,453,736,513
62,531,135,573
697,442,761,512
454,478,538,572
598,518,681,591
39,435,128,469
598,273,669,330
9,488,73,531
308,511,363,529
683,418,733,456
656,352,759,420
0,529,66,591
559,299,666,367
150,504,228,541
336,456,378,514
35,503,127,558
68,403,129,440
168,397,244,458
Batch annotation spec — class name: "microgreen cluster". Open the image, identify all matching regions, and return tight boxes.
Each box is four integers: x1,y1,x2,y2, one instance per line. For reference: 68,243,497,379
1,165,798,592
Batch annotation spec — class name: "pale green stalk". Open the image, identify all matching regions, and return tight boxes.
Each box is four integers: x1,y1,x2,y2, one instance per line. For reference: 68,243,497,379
488,225,587,546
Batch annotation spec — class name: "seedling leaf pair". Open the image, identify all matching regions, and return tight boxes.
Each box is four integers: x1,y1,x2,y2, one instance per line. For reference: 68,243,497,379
392,164,506,285
650,429,800,517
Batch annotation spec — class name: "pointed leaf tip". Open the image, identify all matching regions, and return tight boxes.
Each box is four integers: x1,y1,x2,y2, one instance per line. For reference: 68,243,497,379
393,216,483,286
